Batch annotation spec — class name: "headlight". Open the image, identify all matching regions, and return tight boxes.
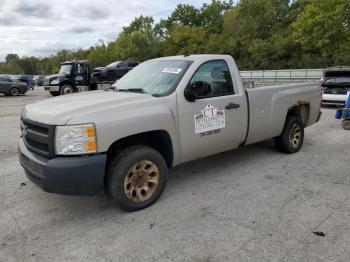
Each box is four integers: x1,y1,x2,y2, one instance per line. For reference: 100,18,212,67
55,124,97,155
50,79,59,85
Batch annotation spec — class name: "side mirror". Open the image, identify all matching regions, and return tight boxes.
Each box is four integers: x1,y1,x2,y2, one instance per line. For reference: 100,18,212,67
184,81,211,102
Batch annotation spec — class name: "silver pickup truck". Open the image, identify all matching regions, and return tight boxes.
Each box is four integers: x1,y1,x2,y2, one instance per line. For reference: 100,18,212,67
19,55,322,211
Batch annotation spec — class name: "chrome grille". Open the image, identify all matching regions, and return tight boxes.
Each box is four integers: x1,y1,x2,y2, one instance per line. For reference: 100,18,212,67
21,118,55,158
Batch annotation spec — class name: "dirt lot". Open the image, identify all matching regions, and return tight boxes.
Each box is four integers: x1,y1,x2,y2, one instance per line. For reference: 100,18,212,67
1,88,350,262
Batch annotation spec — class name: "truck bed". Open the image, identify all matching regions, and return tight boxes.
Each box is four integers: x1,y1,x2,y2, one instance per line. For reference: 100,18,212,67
244,82,321,145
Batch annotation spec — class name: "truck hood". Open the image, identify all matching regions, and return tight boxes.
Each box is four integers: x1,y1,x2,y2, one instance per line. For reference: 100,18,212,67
47,73,64,80
22,90,154,125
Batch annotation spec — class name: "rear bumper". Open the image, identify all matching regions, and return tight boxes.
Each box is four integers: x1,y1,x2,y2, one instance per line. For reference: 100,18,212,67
18,138,106,196
316,111,322,123
322,94,347,106
44,86,59,92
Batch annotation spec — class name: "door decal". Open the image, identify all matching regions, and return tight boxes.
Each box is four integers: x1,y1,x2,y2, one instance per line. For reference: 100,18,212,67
194,102,225,134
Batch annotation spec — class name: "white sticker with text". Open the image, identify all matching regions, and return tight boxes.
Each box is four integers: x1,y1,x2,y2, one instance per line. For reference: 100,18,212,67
162,67,182,74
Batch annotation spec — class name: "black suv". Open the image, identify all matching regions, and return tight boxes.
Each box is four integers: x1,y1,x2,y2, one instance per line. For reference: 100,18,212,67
91,61,139,82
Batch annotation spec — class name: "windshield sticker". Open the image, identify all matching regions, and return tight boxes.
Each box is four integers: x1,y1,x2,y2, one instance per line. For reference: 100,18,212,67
194,102,225,134
162,67,182,74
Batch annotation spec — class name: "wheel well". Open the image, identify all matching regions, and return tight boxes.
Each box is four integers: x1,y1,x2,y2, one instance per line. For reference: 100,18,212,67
106,130,174,168
287,103,310,127
60,81,75,90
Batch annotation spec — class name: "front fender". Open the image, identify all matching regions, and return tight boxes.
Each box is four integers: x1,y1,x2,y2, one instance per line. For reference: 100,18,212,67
67,94,181,165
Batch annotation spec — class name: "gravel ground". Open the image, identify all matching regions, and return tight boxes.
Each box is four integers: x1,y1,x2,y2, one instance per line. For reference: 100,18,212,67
1,88,350,262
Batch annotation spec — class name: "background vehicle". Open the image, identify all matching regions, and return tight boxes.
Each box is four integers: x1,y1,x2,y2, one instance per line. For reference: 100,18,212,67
44,60,135,96
36,75,46,86
321,66,350,106
19,55,321,211
91,61,139,82
0,75,28,96
16,75,36,86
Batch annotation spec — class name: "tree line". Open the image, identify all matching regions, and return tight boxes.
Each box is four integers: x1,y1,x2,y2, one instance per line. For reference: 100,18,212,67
1,0,349,75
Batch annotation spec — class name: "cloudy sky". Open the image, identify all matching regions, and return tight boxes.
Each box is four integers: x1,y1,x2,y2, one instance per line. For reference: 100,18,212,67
0,0,212,61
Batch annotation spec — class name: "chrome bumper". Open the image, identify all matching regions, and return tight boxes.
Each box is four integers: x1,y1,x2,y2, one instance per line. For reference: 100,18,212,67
44,86,59,92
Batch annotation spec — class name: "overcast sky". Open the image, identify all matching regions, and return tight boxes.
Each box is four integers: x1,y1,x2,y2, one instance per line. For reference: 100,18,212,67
0,0,212,61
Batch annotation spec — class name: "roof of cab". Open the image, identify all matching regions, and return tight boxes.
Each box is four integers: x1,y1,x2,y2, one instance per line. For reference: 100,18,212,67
61,60,89,65
152,54,232,62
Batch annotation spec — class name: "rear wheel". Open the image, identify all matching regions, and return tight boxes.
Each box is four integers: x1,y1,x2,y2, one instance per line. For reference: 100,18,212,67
275,116,304,154
9,87,20,96
60,85,74,95
343,120,350,130
50,91,60,96
106,145,168,211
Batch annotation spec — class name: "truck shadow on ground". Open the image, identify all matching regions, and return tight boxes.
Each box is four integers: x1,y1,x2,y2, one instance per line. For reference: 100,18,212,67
166,139,279,194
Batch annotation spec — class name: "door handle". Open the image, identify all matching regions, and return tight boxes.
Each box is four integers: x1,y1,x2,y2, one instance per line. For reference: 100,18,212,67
225,102,240,109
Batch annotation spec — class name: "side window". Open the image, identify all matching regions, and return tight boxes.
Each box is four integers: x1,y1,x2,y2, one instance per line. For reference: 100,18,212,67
75,64,81,74
129,62,139,67
0,77,10,82
75,64,87,74
190,60,234,98
119,61,128,68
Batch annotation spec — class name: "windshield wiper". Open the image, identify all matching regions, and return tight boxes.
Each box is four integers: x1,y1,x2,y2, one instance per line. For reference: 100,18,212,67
118,88,148,94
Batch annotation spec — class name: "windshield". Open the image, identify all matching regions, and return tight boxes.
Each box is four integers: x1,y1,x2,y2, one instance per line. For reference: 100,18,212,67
114,60,191,96
59,64,72,75
107,61,121,67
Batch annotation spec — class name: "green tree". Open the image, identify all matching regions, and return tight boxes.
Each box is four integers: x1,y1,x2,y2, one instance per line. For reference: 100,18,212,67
114,16,162,61
164,26,207,55
293,0,350,65
200,0,233,34
5,54,19,63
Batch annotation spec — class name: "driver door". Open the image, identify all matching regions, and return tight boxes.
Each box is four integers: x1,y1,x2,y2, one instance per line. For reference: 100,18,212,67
74,63,89,87
177,60,245,163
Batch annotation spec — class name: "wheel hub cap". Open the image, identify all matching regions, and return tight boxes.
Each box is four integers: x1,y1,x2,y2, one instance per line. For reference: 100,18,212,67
289,123,301,148
124,160,160,203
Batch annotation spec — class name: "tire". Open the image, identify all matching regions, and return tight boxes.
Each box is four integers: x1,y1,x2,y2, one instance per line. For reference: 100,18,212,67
343,120,350,130
275,116,304,154
106,145,168,211
60,85,74,95
9,87,20,96
50,91,60,96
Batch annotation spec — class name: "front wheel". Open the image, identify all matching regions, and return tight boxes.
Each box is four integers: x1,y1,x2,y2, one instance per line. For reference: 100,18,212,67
9,87,21,96
106,146,168,211
60,85,74,95
275,116,304,154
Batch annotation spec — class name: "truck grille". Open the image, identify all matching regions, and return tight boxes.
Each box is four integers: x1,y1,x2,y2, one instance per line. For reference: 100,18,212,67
21,118,55,158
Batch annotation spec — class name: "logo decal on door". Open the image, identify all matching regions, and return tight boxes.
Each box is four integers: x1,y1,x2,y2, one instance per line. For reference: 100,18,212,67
194,102,225,134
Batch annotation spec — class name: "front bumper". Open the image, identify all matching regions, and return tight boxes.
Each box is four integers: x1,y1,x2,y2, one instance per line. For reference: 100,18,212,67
44,85,59,92
18,138,106,196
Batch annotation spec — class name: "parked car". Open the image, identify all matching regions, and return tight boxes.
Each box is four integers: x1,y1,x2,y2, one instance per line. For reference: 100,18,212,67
16,75,37,88
19,55,321,211
321,66,350,106
0,75,28,96
36,75,46,86
91,61,139,82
